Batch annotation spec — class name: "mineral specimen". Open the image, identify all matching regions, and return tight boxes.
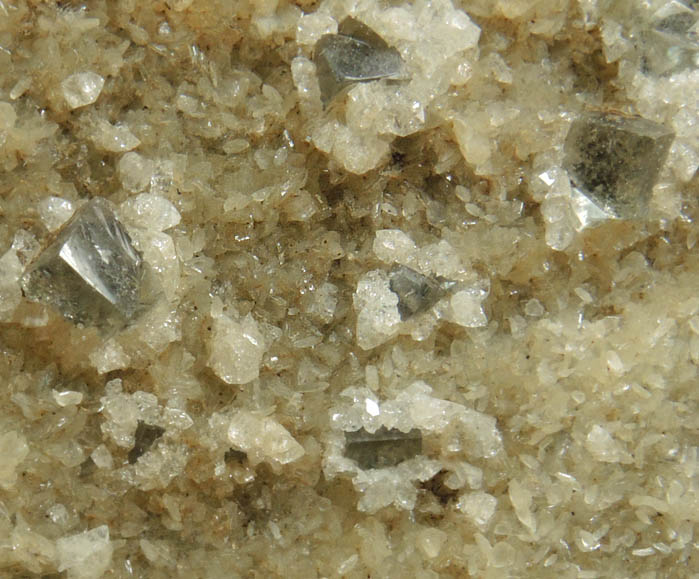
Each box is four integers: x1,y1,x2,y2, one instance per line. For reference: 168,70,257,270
563,112,675,219
21,197,146,328
314,18,406,104
344,426,422,470
389,265,451,320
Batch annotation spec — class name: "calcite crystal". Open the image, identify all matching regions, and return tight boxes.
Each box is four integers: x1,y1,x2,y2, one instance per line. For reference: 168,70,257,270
563,112,675,219
21,198,145,328
314,18,406,104
344,426,422,469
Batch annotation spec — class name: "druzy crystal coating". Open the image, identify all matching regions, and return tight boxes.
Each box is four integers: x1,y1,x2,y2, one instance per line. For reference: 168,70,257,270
21,197,145,327
563,112,675,219
314,18,406,104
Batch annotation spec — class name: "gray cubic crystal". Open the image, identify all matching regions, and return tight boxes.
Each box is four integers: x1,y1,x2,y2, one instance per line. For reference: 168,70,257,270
389,265,452,320
563,112,674,219
21,197,146,328
128,421,165,464
344,426,422,470
314,17,407,105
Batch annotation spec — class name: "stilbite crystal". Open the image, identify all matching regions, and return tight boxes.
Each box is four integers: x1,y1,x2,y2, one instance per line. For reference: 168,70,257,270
21,198,146,328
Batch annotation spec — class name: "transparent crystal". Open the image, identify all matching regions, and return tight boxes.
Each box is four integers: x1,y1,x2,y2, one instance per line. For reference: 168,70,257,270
563,112,675,219
314,18,406,104
389,265,451,320
128,421,165,464
61,72,104,109
21,197,146,328
344,426,422,470
644,1,698,75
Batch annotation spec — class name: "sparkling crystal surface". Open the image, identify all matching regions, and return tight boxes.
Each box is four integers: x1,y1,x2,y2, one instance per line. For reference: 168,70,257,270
344,426,422,470
314,18,406,104
563,112,675,219
21,198,145,327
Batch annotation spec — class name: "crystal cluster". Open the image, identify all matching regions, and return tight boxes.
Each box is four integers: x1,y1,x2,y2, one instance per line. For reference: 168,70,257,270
21,198,146,328
563,112,675,219
314,18,406,104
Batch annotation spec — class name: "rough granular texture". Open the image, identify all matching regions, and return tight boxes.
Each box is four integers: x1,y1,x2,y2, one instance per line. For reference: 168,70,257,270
0,0,697,578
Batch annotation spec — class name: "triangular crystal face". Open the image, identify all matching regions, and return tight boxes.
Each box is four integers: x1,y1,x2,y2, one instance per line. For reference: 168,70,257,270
314,18,407,104
389,265,453,320
21,197,145,328
563,112,674,219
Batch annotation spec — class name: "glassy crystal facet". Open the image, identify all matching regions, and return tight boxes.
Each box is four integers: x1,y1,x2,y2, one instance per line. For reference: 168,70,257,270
563,112,674,219
389,265,451,320
344,426,422,470
128,421,165,464
21,197,145,327
314,18,406,104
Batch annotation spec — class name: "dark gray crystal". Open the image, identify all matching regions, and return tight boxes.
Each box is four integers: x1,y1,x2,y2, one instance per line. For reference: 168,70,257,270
128,421,165,464
344,426,422,470
21,197,145,328
563,112,674,219
314,18,406,104
389,265,452,320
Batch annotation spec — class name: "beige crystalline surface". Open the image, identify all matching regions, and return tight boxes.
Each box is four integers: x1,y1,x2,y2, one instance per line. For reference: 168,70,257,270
0,0,696,578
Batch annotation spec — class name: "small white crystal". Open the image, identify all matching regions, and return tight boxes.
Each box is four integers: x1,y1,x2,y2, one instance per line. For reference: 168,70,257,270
118,152,155,193
0,431,29,489
0,249,24,321
37,196,75,232
61,72,104,109
120,193,181,232
89,339,131,374
373,229,417,265
524,298,545,317
52,390,83,407
585,424,630,463
450,290,488,328
56,525,113,579
90,444,113,469
353,270,402,350
457,491,497,530
208,312,265,385
417,528,447,558
0,101,17,130
296,12,337,46
508,479,536,533
91,119,140,152
48,504,70,525
227,410,305,467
